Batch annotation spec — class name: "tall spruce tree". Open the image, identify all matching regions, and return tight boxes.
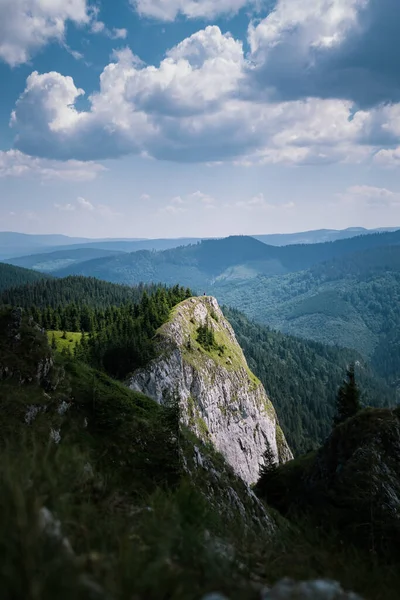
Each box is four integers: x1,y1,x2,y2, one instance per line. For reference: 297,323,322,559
334,363,361,426
259,439,277,478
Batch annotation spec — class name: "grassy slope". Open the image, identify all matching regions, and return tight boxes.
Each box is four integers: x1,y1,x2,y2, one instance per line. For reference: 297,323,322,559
47,331,82,352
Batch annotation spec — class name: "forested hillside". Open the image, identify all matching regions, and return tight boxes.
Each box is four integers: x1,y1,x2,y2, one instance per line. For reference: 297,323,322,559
0,275,168,309
5,247,124,272
50,231,400,287
217,245,400,389
224,307,395,454
0,262,48,292
1,275,394,454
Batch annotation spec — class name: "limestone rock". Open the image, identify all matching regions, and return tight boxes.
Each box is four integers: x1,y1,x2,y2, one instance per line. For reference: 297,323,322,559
129,296,292,485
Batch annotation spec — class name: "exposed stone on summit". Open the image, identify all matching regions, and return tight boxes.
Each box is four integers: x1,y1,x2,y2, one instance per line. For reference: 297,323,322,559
129,296,292,484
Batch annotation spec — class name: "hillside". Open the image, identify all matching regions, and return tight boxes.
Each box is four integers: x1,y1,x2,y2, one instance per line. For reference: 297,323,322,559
2,296,400,598
224,307,395,454
4,247,125,273
255,226,399,246
0,262,48,293
0,276,167,309
2,275,395,455
216,245,400,388
50,231,400,289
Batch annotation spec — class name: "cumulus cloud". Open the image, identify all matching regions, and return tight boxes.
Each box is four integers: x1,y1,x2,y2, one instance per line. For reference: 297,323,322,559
161,190,215,214
340,185,400,208
9,22,400,167
77,196,94,210
131,0,255,21
54,203,76,211
55,197,120,216
247,0,400,108
91,21,127,39
0,150,105,181
0,0,90,67
235,193,295,211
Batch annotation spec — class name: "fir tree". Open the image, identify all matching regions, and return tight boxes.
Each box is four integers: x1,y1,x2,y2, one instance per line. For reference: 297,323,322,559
259,439,277,478
334,363,361,426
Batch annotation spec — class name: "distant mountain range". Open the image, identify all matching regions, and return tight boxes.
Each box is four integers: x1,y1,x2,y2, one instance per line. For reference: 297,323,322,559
22,230,400,286
1,226,398,261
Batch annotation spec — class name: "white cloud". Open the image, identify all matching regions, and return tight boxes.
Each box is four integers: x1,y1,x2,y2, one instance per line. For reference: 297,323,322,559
131,0,255,21
9,23,400,168
54,203,76,211
340,185,400,208
77,196,95,210
91,21,127,39
0,0,90,67
55,197,121,216
140,193,151,201
0,150,105,181
235,193,296,211
160,190,215,214
374,147,400,168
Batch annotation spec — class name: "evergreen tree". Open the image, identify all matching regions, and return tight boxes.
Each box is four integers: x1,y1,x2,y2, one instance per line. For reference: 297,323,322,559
334,363,361,426
259,439,277,478
51,333,57,350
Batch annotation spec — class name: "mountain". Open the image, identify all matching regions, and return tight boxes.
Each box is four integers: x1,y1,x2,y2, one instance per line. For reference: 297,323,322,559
216,245,400,388
2,227,398,261
50,231,400,289
3,247,126,273
0,262,49,293
0,232,94,260
254,226,400,246
224,306,395,454
129,295,292,484
2,275,394,455
2,282,400,598
0,232,205,260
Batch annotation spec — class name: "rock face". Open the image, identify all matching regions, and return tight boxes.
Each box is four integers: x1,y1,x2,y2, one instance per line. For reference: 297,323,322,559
258,407,400,558
129,296,292,484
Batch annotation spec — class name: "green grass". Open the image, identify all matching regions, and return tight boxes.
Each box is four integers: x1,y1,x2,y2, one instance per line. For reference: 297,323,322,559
162,297,261,390
47,331,82,352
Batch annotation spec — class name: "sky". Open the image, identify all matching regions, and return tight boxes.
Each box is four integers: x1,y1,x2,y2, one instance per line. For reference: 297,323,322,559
1,0,400,238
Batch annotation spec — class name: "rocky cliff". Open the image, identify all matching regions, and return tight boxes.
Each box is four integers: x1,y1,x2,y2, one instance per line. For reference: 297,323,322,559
128,296,292,484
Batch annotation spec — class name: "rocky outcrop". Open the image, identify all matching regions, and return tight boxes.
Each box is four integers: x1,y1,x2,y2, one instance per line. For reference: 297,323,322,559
129,296,292,485
0,306,55,387
257,406,400,558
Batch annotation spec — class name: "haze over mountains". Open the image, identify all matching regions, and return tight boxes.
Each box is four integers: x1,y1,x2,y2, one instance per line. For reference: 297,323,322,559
1,226,398,261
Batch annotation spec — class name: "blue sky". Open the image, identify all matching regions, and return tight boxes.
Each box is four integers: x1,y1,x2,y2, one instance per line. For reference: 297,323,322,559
1,0,400,238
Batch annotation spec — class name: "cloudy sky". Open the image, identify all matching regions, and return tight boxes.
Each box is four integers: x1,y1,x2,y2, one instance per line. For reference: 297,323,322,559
1,0,400,238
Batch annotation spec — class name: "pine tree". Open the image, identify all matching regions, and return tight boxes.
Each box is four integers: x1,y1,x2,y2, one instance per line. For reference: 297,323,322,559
259,439,277,478
334,363,361,426
51,333,57,350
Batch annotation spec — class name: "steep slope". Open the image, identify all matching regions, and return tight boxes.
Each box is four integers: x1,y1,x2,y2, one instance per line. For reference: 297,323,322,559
0,262,49,292
129,296,292,484
224,307,396,455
